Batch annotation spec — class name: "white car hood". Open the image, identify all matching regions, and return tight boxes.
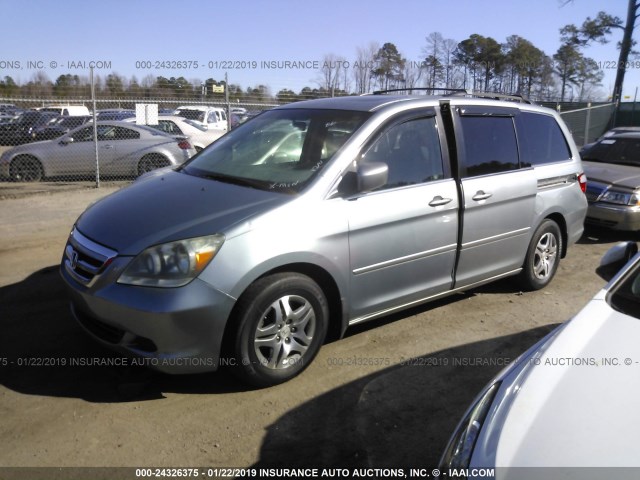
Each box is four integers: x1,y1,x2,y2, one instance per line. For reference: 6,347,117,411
495,294,640,467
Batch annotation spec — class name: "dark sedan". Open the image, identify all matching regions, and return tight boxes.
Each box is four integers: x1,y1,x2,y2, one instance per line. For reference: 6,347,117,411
32,115,92,141
0,111,59,146
582,132,640,230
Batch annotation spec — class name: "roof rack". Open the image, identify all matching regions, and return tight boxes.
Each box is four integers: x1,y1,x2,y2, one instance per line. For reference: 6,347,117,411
371,87,467,95
371,87,533,104
451,90,533,104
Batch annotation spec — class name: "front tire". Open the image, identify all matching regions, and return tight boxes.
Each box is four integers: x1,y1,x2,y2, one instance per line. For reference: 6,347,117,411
230,273,329,387
10,155,43,182
518,219,562,291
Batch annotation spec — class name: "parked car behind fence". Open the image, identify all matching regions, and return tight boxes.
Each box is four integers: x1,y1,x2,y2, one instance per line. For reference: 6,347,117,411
582,132,640,230
0,121,196,181
124,115,225,151
32,115,93,141
0,111,59,146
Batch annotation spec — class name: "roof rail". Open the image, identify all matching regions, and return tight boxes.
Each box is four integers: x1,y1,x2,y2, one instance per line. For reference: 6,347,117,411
450,90,534,104
370,87,534,104
371,87,467,95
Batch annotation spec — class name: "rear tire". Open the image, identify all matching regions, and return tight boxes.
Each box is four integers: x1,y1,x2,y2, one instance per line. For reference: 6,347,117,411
518,219,562,291
10,155,43,182
137,154,170,176
230,273,329,387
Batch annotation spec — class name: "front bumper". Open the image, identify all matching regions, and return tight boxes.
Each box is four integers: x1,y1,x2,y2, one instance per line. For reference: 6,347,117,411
586,202,640,231
60,246,236,374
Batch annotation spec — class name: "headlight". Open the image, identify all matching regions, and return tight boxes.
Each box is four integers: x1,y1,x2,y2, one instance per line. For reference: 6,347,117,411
439,381,501,470
118,234,224,287
600,190,640,206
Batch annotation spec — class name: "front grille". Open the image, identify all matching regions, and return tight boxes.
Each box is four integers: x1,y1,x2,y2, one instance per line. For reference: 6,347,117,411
64,228,117,286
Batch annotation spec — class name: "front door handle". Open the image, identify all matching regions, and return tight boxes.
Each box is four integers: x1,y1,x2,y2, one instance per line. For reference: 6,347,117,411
429,195,453,207
472,190,492,201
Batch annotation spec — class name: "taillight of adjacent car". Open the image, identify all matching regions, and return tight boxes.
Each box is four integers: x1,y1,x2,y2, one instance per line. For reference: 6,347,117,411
177,140,192,150
578,172,587,194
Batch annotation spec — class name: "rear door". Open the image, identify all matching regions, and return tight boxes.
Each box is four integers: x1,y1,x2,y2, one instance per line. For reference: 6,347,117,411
346,110,459,320
100,125,141,175
452,106,537,287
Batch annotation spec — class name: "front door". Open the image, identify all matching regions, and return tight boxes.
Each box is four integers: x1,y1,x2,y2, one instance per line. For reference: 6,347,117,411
346,114,459,321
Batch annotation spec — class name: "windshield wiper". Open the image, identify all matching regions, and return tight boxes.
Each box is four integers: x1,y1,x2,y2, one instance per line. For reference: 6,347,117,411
193,171,272,190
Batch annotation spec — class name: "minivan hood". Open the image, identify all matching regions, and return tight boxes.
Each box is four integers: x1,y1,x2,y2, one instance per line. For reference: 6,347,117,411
75,170,290,255
582,160,640,189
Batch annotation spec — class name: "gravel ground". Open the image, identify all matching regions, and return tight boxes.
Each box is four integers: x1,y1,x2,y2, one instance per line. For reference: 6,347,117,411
0,186,634,478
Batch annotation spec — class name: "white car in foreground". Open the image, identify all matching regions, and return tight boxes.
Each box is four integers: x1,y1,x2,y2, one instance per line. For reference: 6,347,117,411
440,242,640,480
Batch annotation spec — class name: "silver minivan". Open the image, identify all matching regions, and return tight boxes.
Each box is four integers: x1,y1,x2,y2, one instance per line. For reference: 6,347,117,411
61,93,588,386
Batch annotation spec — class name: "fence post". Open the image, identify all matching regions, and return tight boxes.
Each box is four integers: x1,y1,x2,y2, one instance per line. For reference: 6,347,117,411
90,67,99,188
584,102,592,145
225,72,231,132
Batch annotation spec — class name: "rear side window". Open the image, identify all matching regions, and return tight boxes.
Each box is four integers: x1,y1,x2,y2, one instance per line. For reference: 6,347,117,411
516,112,571,166
460,116,519,176
157,120,183,135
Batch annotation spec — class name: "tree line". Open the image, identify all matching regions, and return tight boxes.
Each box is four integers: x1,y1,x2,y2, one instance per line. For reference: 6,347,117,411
1,5,636,104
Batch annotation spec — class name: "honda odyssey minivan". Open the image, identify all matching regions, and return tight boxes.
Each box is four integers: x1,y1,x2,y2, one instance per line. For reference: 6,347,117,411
61,92,588,387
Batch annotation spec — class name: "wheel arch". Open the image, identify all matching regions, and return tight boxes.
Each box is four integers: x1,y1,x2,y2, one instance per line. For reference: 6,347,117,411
10,153,46,179
137,152,171,175
543,212,568,258
221,262,345,357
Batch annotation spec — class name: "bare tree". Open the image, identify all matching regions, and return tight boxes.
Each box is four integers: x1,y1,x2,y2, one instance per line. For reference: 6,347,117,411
403,61,424,91
422,32,444,88
318,54,347,96
441,38,460,88
353,42,378,94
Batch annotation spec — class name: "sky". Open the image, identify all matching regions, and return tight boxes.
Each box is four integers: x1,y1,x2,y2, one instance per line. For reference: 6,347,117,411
1,0,638,100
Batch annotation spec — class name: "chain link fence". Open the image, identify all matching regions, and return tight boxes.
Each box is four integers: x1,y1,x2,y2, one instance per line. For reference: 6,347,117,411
556,103,616,147
0,98,277,186
0,96,619,189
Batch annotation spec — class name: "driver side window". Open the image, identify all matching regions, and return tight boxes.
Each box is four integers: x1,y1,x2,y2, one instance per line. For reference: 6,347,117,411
72,126,95,142
361,116,444,190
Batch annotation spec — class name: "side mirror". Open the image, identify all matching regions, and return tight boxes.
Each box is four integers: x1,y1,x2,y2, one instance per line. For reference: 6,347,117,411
357,162,388,193
596,241,639,281
59,137,74,145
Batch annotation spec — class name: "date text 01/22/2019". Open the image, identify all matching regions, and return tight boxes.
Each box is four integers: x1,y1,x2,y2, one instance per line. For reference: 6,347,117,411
133,60,325,70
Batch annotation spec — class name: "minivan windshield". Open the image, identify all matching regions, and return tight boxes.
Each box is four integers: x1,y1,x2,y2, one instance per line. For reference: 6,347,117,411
181,108,370,193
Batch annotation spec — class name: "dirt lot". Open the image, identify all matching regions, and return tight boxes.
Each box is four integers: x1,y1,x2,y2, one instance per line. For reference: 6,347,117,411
0,185,635,478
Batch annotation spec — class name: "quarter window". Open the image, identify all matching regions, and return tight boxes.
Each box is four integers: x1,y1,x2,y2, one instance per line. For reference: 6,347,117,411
516,112,571,166
460,116,519,176
113,126,140,140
